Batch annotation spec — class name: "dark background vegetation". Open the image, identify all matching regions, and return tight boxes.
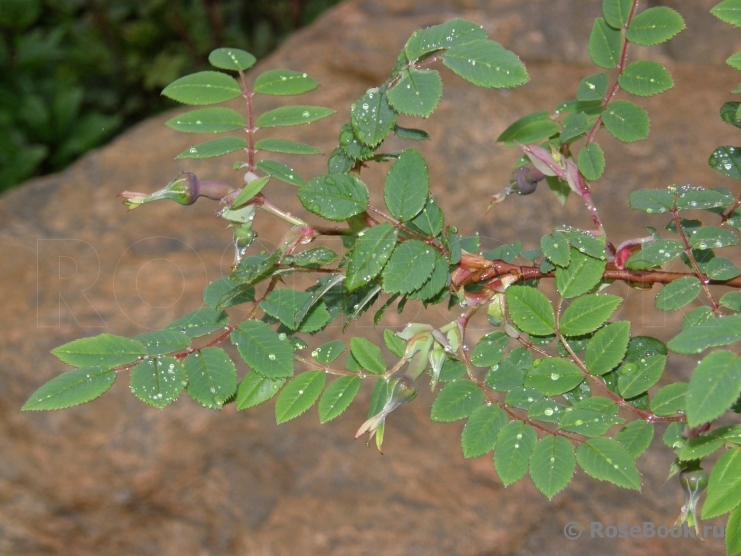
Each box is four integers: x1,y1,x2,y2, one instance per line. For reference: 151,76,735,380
0,0,341,193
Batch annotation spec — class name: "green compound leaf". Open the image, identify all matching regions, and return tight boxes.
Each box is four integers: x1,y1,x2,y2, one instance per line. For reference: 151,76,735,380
668,314,741,354
442,39,528,89
176,136,247,159
712,0,741,27
585,321,631,376
589,18,622,69
577,143,605,181
524,358,584,396
346,223,398,291
496,111,559,145
709,146,741,180
559,294,622,336
253,69,318,95
404,18,487,60
505,285,556,336
165,107,245,133
256,105,335,128
298,173,369,221
628,188,674,213
618,60,674,97
382,240,436,294
529,436,575,499
555,249,607,299
618,354,666,399
231,321,294,378
208,48,256,71
651,382,687,416
577,72,609,101
52,333,146,368
616,420,654,458
410,197,444,237
655,276,701,311
688,226,738,250
236,372,285,410
275,371,326,424
541,232,571,267
129,356,187,409
165,307,229,338
256,159,304,187
350,337,386,374
430,379,484,422
686,350,741,427
162,71,241,105
601,100,650,143
603,0,633,29
254,138,321,155
703,448,741,519
318,375,361,423
183,348,237,410
626,6,685,46
134,330,191,356
384,149,429,222
494,422,537,487
576,437,641,490
461,404,508,459
471,331,509,368
387,68,442,118
625,240,684,270
351,89,397,147
22,366,116,411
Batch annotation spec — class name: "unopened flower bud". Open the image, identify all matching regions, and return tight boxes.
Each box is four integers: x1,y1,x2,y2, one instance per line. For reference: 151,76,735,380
676,466,709,535
511,166,544,195
118,172,235,209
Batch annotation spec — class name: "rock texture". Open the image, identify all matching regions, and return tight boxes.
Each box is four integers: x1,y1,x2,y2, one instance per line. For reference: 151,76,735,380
1,1,739,554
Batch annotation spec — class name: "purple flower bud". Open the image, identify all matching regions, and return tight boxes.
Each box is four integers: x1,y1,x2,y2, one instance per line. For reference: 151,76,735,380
511,166,544,195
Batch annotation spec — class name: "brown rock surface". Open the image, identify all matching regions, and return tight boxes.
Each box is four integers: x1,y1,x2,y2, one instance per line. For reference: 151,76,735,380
1,1,739,554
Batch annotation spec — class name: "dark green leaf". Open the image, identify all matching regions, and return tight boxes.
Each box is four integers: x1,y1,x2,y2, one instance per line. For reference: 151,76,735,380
162,71,241,105
529,436,575,499
393,125,430,141
346,223,398,291
626,7,685,46
384,149,429,221
560,112,590,144
285,247,339,267
585,321,630,375
461,404,508,458
405,18,487,60
130,357,186,409
505,386,544,410
236,372,285,410
601,100,650,142
616,420,654,458
275,371,325,423
618,60,674,96
254,138,321,155
442,39,528,89
686,350,741,427
679,435,725,461
651,382,687,416
559,229,607,260
703,448,741,519
541,232,571,267
505,285,556,336
430,379,484,422
410,197,444,237
482,241,523,262
668,314,741,354
318,375,361,422
253,69,318,95
618,354,666,398
625,240,684,269
298,173,369,221
22,367,116,411
559,294,622,336
629,188,674,214
559,407,624,437
722,291,741,311
351,89,396,147
528,399,566,423
709,146,741,180
165,307,229,338
176,136,247,159
494,422,537,486
577,72,609,101
256,159,304,187
183,348,237,409
576,438,642,490
134,330,191,356
589,18,622,68
256,106,335,128
525,358,584,396
577,143,605,181
486,360,525,391
231,321,294,378
165,107,245,133
208,48,255,71
52,333,146,368
382,240,436,294
721,101,741,128
496,111,559,145
471,332,509,368
603,0,633,29
555,249,606,298
688,226,738,250
387,68,442,118
706,257,740,280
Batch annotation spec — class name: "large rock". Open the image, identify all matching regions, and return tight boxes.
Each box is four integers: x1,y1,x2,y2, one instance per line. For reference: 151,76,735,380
1,1,737,554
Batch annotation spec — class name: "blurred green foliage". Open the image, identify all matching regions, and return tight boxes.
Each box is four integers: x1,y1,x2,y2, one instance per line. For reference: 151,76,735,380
0,0,341,192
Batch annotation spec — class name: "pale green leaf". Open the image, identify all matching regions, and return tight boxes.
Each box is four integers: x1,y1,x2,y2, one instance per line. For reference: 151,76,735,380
410,197,444,237
346,223,398,291
134,330,191,356
350,337,386,374
405,18,487,60
254,138,321,155
176,136,247,159
541,232,570,267
712,0,741,27
256,159,304,187
165,107,245,133
603,0,633,29
162,71,241,105
471,331,509,368
651,382,687,416
703,448,741,519
618,354,666,398
351,89,396,147
496,111,559,145
668,314,741,354
236,372,285,410
208,48,255,71
165,307,229,338
709,146,741,180
524,358,584,396
52,333,146,368
253,69,318,95
628,188,674,213
625,240,684,269
256,106,335,128
22,367,116,411
576,72,609,101
230,175,270,208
